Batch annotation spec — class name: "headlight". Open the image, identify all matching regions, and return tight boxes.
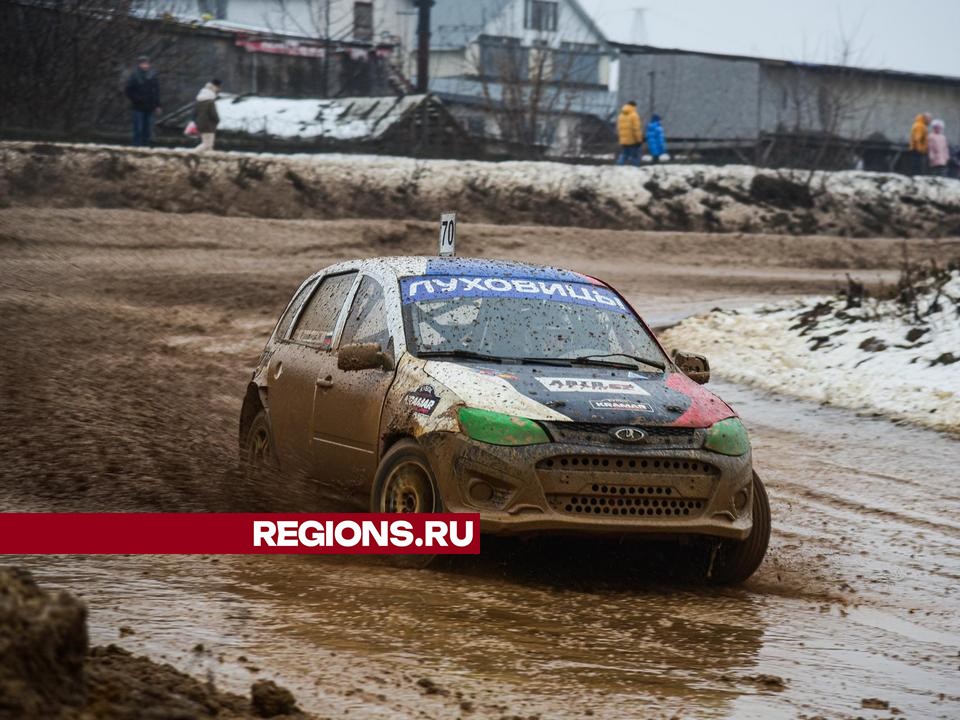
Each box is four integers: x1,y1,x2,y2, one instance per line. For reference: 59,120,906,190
458,407,550,446
704,417,750,456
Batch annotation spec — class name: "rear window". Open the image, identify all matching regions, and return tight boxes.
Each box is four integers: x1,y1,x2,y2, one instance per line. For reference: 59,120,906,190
291,272,357,348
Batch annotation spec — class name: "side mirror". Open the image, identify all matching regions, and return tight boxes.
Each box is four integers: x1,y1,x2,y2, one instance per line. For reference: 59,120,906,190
672,350,710,385
338,342,394,372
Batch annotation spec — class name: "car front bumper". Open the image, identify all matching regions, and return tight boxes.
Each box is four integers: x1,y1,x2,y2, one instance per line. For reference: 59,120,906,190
421,432,755,541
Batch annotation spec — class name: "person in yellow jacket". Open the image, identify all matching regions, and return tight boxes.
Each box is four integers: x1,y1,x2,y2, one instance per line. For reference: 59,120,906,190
908,113,931,175
616,101,643,166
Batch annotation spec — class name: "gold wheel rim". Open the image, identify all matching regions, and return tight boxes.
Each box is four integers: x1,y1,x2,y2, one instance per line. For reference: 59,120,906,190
382,461,434,513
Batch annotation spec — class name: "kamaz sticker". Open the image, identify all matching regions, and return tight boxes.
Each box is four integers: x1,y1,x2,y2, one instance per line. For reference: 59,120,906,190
536,377,650,395
404,385,440,415
590,398,654,411
400,276,627,313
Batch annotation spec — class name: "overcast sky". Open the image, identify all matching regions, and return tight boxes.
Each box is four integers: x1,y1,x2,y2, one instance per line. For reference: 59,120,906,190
578,0,960,77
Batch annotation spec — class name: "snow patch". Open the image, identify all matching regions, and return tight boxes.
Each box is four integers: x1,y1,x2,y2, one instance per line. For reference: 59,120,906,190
662,271,960,433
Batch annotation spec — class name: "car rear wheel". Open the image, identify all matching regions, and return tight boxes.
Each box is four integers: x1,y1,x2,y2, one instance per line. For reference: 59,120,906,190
707,472,770,585
238,409,279,508
371,440,441,568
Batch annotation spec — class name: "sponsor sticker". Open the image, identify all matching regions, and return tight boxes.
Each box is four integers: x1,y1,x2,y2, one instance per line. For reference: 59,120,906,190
536,377,650,395
474,367,519,381
400,275,627,313
589,398,654,412
405,384,440,414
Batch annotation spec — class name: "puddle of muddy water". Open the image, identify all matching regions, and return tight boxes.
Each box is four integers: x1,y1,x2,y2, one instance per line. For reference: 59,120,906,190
11,381,960,719
16,537,960,720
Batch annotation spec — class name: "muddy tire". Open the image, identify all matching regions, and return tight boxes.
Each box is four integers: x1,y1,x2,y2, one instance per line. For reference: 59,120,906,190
707,472,770,585
238,409,279,509
371,439,441,569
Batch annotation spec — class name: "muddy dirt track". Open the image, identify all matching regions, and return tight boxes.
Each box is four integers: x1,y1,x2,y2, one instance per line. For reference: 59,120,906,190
1,208,959,719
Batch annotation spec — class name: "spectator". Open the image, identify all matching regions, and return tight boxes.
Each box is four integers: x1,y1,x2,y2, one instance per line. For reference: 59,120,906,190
125,56,160,147
646,114,666,162
908,112,930,175
615,101,643,166
192,79,222,152
927,119,950,177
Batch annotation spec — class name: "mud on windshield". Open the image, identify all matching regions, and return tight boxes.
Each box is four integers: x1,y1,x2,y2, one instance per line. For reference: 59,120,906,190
399,275,667,367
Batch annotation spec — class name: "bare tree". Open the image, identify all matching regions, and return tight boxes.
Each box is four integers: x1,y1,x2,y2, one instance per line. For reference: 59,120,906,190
0,0,190,134
466,11,604,158
761,17,874,175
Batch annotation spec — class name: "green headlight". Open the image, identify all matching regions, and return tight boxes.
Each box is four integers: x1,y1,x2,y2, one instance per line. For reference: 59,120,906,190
458,407,550,446
704,417,750,456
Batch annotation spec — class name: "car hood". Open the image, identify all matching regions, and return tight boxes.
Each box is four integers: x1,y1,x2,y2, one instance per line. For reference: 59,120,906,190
422,360,735,428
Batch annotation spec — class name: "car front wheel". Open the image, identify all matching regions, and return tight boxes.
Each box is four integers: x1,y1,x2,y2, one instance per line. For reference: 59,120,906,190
371,439,442,568
707,472,771,585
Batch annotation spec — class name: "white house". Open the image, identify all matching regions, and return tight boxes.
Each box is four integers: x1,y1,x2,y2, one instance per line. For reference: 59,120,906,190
424,0,616,154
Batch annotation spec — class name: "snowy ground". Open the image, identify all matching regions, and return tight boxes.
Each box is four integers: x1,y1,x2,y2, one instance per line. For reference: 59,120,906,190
663,268,960,433
2,141,959,237
215,94,428,141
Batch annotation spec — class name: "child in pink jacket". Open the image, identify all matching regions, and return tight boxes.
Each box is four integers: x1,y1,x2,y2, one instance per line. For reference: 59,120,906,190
928,119,950,176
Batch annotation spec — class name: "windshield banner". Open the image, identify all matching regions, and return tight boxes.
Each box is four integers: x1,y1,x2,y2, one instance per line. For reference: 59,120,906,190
401,276,628,313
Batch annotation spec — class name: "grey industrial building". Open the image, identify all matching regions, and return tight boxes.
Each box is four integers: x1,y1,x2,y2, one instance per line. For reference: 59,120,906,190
615,43,960,170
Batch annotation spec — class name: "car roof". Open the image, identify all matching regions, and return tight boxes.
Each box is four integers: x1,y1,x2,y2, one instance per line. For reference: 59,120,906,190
320,256,605,285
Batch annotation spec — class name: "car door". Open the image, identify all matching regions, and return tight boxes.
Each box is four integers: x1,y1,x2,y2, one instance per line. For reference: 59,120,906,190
266,271,357,476
312,275,397,497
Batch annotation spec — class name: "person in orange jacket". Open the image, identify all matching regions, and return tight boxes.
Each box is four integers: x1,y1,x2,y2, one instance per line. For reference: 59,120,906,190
908,113,931,175
616,101,643,166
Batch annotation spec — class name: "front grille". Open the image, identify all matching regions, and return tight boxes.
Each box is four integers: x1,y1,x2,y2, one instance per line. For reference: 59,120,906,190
536,455,717,519
537,455,716,474
548,486,706,517
545,422,701,449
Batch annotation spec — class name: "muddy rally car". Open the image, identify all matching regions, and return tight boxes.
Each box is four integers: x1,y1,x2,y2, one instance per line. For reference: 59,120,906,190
240,257,770,583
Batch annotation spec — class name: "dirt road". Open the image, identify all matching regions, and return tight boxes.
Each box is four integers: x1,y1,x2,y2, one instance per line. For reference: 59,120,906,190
2,208,958,718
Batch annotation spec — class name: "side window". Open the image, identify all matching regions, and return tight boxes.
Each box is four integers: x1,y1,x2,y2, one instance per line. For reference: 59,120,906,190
274,278,318,341
340,276,390,350
291,272,357,348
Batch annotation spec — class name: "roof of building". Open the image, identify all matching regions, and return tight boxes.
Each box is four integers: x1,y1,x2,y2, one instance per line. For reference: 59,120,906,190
215,94,438,141
613,42,960,86
433,0,609,50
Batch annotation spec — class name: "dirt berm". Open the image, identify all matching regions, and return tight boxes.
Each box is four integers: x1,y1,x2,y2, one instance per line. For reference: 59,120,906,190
2,141,958,237
0,567,311,720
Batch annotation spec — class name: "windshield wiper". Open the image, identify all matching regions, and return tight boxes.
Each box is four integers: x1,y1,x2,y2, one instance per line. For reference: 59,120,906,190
570,353,666,371
417,349,505,363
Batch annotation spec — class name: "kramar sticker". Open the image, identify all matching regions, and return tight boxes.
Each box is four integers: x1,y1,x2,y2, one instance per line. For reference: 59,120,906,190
590,398,654,411
537,377,650,395
404,385,440,415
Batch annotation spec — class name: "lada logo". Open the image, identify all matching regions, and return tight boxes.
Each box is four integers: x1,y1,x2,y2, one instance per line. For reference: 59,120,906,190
611,427,647,443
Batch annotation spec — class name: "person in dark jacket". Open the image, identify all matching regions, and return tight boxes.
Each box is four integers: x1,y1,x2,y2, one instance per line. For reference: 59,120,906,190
193,79,222,152
125,56,160,147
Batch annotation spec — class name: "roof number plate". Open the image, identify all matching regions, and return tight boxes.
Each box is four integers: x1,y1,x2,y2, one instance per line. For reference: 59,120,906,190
439,212,456,257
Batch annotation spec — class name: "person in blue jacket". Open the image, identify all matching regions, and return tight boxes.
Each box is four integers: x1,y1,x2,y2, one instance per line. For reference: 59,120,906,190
646,114,666,161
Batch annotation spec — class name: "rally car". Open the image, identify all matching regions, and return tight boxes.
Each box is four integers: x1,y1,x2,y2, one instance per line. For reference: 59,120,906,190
240,257,770,583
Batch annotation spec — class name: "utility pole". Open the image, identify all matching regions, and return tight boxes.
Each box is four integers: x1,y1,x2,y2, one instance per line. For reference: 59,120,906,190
415,0,434,93
322,0,331,97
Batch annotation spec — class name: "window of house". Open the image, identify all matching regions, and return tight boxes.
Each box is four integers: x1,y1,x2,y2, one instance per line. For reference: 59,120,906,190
555,42,600,85
291,272,357,348
479,35,527,80
353,2,373,42
524,0,558,32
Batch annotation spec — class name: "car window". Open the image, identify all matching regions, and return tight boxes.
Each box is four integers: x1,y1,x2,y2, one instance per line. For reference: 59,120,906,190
291,272,357,348
340,276,390,350
400,275,666,365
274,278,318,341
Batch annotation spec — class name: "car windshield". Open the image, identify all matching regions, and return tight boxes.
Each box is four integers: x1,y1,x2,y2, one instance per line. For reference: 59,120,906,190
400,275,666,368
